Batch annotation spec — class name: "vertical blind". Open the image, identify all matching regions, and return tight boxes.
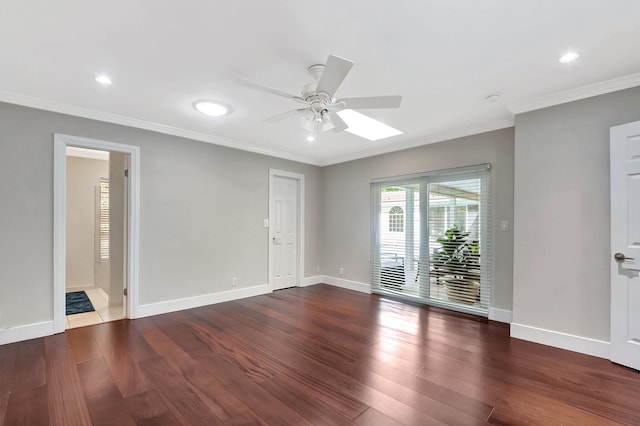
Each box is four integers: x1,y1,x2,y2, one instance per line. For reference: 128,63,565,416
370,165,491,316
97,178,110,261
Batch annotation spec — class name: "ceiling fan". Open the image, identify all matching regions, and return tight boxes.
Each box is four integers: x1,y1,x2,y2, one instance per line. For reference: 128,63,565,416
237,55,402,141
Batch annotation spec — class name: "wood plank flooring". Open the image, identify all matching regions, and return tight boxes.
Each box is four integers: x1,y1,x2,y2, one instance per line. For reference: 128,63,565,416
1,284,639,425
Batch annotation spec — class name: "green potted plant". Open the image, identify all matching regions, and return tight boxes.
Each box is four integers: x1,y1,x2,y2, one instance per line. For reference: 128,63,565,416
431,225,481,304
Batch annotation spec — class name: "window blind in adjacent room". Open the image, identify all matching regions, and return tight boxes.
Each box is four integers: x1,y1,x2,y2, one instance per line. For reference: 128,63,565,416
97,178,109,261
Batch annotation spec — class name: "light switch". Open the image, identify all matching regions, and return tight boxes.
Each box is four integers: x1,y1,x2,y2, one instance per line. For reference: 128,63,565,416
501,220,509,231
263,219,269,228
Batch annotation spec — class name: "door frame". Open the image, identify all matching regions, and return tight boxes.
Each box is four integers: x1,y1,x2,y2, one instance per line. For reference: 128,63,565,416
268,169,305,290
53,134,141,333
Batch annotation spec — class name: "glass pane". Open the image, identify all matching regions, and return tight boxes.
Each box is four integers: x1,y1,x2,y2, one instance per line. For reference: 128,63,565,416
428,178,482,308
378,184,420,296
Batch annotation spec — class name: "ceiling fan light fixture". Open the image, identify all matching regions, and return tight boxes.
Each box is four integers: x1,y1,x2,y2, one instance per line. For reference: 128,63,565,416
336,109,403,141
194,101,229,117
300,109,334,132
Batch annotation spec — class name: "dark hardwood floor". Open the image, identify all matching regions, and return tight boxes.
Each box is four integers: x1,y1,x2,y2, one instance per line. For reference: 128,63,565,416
1,284,639,425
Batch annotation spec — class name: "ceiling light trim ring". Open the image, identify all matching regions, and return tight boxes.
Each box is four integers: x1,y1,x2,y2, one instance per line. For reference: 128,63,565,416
194,100,230,117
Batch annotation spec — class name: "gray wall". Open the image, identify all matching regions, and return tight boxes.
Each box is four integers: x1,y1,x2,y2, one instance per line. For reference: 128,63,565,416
322,128,515,311
65,156,108,288
513,86,640,341
0,102,322,328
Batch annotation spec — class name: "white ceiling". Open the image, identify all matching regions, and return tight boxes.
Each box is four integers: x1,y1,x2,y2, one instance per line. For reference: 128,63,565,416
2,1,640,165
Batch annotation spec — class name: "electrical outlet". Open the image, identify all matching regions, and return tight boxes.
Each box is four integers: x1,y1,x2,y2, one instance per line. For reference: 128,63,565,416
316,266,320,273
232,277,237,286
339,267,344,275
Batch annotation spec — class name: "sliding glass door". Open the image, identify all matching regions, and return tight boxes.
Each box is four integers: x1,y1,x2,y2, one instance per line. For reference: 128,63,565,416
371,165,490,316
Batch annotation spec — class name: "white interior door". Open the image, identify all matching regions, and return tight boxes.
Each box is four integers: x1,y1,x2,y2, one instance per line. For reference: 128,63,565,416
610,120,640,371
271,175,298,290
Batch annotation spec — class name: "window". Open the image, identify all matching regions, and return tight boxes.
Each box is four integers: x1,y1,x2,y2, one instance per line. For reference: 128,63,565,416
388,206,404,232
97,178,109,261
370,164,491,317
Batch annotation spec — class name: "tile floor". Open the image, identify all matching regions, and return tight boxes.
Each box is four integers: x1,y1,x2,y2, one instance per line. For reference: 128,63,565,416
65,288,124,329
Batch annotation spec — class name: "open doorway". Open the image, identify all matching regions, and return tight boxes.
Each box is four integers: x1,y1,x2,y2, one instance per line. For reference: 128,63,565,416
53,134,140,333
64,147,127,328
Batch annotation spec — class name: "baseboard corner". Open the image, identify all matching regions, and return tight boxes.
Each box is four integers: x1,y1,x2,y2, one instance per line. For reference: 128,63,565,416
300,275,324,287
488,307,513,323
322,276,371,294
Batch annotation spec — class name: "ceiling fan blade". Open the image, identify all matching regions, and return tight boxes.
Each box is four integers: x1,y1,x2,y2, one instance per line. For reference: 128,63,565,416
330,112,349,132
315,55,354,97
264,108,306,123
339,95,402,109
237,78,304,102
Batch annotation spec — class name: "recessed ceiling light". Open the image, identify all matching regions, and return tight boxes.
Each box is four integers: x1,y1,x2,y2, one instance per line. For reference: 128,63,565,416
94,74,112,85
336,109,403,141
306,136,315,142
194,101,229,117
559,52,580,63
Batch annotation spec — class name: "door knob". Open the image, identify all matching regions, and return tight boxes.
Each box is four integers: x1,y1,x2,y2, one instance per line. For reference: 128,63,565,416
614,252,634,262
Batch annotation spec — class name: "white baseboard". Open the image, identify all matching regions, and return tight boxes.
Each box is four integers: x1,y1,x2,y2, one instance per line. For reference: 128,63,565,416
97,288,109,300
322,276,371,294
300,275,324,287
488,307,513,323
0,321,55,345
136,284,271,318
510,323,610,359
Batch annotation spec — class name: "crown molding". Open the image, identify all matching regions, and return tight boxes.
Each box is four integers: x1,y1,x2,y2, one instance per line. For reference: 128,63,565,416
508,72,640,115
0,90,321,166
7,70,637,169
318,117,515,166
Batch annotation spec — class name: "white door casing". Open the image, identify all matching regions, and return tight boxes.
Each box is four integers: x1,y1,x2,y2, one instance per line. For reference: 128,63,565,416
54,134,141,333
269,170,304,291
610,120,640,371
122,154,130,318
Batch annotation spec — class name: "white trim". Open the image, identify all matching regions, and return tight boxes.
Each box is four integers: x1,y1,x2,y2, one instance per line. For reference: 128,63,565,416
318,118,514,166
323,276,371,294
54,134,141,334
0,90,319,166
488,307,512,323
136,284,270,318
0,321,55,345
508,72,640,115
510,323,610,359
300,275,324,287
268,169,305,291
